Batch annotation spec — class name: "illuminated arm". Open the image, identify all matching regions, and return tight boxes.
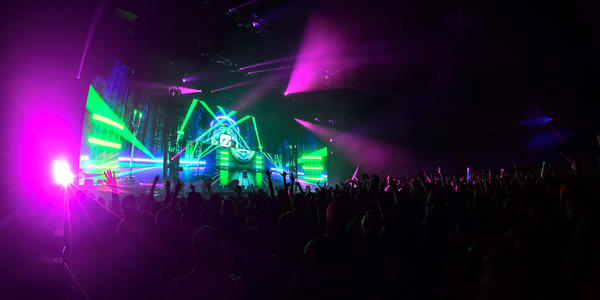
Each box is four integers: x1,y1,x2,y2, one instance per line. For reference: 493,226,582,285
289,173,296,195
282,171,288,193
265,169,276,200
149,175,159,198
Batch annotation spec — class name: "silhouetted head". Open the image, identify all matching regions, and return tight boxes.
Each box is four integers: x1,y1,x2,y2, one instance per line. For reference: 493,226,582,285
193,226,224,269
326,200,352,236
292,193,306,213
220,197,235,218
361,210,383,238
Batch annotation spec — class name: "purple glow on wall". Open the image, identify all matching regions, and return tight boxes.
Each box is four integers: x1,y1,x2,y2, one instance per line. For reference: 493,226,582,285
295,118,417,176
77,0,106,79
520,116,552,126
527,128,573,150
239,56,296,70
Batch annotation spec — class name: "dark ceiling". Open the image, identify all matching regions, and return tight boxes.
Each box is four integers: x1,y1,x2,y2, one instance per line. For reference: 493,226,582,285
80,0,600,162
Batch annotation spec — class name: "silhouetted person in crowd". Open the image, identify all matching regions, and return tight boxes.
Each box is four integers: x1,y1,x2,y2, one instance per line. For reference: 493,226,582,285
166,226,244,300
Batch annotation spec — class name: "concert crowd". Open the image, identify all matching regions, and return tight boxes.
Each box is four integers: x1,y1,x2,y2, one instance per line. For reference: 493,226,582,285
18,159,600,299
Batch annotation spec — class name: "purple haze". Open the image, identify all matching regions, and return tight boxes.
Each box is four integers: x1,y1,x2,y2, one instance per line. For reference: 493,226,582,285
285,9,405,95
295,119,417,176
232,80,272,111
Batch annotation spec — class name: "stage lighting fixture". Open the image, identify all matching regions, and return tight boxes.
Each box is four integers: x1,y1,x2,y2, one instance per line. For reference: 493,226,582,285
52,159,74,186
252,21,260,27
284,92,288,96
182,78,187,83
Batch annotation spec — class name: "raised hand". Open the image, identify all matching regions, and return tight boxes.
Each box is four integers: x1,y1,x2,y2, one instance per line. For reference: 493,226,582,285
103,169,117,189
165,180,171,201
104,169,120,215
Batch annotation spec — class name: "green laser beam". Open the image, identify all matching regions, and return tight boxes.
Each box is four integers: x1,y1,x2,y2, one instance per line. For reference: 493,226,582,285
179,99,198,134
251,117,263,151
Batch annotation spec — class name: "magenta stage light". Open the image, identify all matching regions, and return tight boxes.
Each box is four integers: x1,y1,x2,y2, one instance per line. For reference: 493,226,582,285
247,65,292,75
182,78,187,83
239,56,295,70
211,80,257,93
285,16,344,95
176,87,202,95
52,159,74,186
228,0,258,12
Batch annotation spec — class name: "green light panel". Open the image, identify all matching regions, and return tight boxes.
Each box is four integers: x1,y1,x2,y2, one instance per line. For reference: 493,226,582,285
92,114,124,130
88,136,121,149
86,85,156,159
299,147,327,182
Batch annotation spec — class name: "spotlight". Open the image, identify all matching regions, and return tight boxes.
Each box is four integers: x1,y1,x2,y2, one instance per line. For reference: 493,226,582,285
328,119,334,124
182,78,187,83
52,159,74,186
252,22,260,27
329,138,333,142
315,117,320,122
284,92,288,96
